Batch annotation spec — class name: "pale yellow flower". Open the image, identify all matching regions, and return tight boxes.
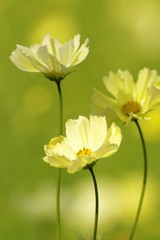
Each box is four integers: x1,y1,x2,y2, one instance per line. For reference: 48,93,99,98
10,34,89,81
43,115,122,173
92,68,160,124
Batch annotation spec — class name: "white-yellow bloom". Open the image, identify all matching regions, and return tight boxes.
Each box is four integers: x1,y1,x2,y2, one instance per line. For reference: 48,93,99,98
92,68,160,124
43,116,122,173
10,34,89,81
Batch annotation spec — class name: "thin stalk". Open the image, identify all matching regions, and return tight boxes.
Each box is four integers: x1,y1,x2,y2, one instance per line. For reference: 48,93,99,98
55,80,63,240
56,168,61,240
129,119,148,240
89,167,99,240
56,81,63,134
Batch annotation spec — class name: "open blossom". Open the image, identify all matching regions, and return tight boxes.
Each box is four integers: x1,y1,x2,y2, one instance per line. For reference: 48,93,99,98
92,68,160,124
43,115,122,173
10,34,89,82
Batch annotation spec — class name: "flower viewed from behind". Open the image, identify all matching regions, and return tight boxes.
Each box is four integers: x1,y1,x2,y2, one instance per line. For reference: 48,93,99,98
43,115,122,173
10,34,89,82
92,68,160,124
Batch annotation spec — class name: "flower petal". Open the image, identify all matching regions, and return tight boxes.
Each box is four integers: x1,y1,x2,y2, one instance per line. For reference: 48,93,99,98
43,155,72,168
43,136,72,168
92,88,119,122
10,34,89,80
68,37,89,66
67,159,86,173
58,34,81,65
87,115,107,151
36,45,55,70
10,46,40,72
65,116,90,151
93,123,122,158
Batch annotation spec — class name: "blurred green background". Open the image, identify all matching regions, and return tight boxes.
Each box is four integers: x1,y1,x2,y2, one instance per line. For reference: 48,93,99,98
1,0,160,239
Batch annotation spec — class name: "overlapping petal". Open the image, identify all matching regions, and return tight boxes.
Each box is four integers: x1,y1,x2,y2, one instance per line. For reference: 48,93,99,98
92,68,160,124
10,34,89,81
43,116,122,173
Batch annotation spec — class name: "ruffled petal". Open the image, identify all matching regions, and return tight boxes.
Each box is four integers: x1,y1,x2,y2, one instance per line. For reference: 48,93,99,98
93,123,122,158
43,155,72,168
68,37,89,67
10,46,40,72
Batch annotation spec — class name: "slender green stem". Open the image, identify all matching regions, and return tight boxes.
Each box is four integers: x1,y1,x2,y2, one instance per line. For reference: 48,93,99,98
129,119,148,240
89,167,99,240
56,81,63,135
56,168,61,240
55,80,63,240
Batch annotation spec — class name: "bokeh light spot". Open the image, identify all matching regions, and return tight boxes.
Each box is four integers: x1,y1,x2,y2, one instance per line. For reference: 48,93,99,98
106,0,160,57
30,13,78,43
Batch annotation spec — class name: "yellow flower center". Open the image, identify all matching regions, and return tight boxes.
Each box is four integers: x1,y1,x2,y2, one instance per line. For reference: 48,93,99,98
121,101,141,116
77,148,92,157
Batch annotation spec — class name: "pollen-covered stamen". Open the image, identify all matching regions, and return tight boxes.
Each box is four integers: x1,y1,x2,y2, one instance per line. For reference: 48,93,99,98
77,148,92,157
121,101,141,116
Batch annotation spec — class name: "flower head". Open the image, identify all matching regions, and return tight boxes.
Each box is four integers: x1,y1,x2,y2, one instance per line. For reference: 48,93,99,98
10,34,89,82
92,68,160,124
43,115,122,173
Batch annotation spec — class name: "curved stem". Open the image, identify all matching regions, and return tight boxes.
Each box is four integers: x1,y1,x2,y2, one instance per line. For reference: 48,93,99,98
89,167,99,240
129,119,148,240
56,80,63,240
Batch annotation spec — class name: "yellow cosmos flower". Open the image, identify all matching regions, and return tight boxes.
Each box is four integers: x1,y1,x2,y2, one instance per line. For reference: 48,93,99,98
10,34,89,82
43,115,122,173
92,68,160,124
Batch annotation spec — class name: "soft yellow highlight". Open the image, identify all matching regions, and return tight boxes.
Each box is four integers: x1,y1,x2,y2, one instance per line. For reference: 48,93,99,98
106,0,160,58
62,175,158,234
30,13,77,43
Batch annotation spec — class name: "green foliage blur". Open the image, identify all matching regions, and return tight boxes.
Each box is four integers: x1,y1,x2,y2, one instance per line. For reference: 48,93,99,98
1,0,160,239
